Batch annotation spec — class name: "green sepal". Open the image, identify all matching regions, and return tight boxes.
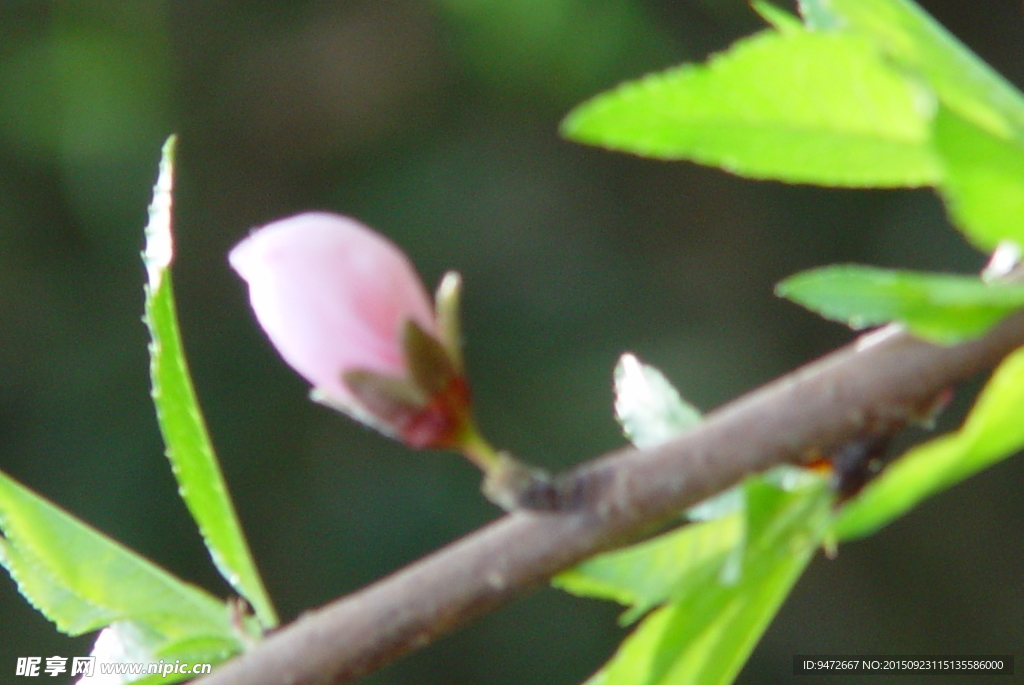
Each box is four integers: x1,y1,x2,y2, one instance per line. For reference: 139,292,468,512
404,319,459,396
343,369,429,429
434,271,465,373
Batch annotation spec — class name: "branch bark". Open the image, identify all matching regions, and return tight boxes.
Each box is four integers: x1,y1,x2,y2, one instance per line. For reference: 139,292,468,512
196,314,1024,685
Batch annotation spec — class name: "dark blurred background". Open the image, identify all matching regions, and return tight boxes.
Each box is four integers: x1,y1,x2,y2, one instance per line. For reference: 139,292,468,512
1,1,1021,683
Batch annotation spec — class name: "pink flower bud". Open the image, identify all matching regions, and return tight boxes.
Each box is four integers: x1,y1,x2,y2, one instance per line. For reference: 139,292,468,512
230,212,467,448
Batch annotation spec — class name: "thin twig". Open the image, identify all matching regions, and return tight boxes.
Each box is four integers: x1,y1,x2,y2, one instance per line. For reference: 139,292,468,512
195,313,1024,685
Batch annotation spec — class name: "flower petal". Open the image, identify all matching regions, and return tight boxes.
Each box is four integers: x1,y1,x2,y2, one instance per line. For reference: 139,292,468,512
230,212,436,407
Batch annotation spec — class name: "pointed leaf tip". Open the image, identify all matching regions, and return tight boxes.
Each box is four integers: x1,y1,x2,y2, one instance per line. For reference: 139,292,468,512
144,135,177,292
144,134,278,628
613,353,702,448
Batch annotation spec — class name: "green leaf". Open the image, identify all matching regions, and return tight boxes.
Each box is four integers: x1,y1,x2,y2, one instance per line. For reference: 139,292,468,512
80,621,232,685
794,0,844,31
554,513,742,624
834,344,1024,540
776,265,1024,344
143,135,278,627
687,464,821,523
0,470,239,653
934,106,1024,252
613,353,702,449
582,476,832,685
749,1,802,34
562,29,939,187
611,352,746,526
800,0,1024,142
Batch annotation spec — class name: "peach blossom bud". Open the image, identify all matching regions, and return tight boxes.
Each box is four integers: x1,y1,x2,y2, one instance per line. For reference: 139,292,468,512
230,212,465,446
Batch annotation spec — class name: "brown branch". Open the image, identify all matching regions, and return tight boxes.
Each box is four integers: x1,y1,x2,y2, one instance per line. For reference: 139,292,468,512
195,313,1024,685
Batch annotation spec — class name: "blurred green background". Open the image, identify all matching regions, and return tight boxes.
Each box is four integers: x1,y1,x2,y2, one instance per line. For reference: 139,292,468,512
1,1,1021,683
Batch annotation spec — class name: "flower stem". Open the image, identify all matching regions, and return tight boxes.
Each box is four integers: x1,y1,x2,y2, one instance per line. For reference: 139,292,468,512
458,422,503,472
456,421,562,511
